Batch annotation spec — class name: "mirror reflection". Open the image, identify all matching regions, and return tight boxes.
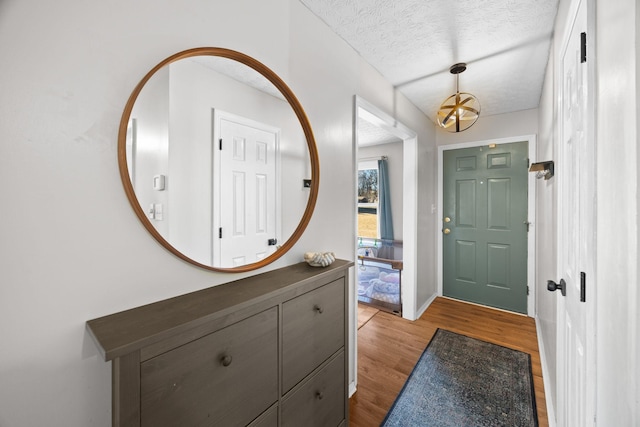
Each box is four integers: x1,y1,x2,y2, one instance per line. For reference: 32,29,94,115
121,50,314,270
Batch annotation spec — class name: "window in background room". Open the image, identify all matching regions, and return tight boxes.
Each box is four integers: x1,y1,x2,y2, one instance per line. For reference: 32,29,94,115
358,160,379,238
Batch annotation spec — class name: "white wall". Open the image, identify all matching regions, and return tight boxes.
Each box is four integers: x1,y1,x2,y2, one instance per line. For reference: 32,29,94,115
358,141,404,240
637,3,640,421
595,0,639,424
0,0,436,425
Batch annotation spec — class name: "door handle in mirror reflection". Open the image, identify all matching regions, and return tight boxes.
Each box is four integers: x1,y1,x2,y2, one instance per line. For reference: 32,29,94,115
547,279,566,296
443,228,451,235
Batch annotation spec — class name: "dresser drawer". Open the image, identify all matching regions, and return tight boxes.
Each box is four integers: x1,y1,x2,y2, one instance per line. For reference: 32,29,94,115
281,352,345,427
140,307,278,427
282,278,345,392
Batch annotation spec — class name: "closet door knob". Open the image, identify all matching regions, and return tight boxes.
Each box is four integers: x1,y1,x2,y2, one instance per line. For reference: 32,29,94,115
547,279,566,297
316,391,324,400
314,305,324,314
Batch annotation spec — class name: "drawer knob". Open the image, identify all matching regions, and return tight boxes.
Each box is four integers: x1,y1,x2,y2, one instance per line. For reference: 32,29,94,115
220,354,233,367
314,305,324,314
316,391,324,400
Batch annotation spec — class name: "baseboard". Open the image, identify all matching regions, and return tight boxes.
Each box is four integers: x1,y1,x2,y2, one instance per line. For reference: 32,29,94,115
415,293,438,319
535,315,557,427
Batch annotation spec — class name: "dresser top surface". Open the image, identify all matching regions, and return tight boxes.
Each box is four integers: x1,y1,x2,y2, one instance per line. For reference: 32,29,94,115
86,260,352,361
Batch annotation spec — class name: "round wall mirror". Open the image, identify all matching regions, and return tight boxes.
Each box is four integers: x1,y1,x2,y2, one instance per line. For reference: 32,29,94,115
118,47,319,272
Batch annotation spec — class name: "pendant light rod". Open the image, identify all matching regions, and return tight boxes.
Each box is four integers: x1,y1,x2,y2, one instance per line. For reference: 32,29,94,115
451,63,466,95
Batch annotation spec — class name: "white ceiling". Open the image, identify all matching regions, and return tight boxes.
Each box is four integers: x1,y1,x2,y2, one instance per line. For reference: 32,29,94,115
299,0,560,126
358,114,402,147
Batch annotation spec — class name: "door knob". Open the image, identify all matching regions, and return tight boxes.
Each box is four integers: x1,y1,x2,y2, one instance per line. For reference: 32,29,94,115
443,228,451,235
547,279,566,296
444,217,451,223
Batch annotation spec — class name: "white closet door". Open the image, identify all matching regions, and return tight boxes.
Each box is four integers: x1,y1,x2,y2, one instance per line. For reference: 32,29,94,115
213,110,279,268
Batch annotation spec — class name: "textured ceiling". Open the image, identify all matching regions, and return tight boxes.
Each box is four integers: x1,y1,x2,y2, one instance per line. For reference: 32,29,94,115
300,0,560,126
192,56,285,100
358,115,402,147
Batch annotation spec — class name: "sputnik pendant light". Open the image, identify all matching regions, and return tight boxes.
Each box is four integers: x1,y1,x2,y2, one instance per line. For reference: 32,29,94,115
436,63,480,132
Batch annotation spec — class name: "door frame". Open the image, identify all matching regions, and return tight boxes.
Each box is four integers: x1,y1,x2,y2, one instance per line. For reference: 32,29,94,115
350,96,418,397
437,134,537,316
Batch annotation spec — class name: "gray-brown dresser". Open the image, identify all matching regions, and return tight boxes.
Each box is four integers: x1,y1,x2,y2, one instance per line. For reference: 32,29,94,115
87,260,352,427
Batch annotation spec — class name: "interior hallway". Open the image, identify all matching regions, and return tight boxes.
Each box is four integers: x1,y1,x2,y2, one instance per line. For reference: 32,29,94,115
350,297,548,426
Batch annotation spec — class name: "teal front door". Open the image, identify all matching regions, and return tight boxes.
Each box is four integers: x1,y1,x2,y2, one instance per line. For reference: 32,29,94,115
443,141,528,314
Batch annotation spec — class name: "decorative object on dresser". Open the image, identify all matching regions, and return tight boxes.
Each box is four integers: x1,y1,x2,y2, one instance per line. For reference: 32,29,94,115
86,260,353,427
303,251,336,267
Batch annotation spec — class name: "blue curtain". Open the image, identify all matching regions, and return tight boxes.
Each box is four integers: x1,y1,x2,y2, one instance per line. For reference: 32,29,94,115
378,159,394,240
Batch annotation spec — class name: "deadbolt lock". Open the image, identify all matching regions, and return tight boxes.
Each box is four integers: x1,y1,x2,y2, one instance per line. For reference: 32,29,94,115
444,217,451,223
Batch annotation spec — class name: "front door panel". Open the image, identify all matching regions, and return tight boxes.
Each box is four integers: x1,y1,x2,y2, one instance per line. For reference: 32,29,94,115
443,141,528,313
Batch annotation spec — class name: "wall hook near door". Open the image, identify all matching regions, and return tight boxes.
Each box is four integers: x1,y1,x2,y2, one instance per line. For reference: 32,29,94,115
529,160,554,180
547,278,566,296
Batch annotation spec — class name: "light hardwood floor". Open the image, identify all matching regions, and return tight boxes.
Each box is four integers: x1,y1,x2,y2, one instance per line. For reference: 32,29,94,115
350,297,548,426
357,304,380,329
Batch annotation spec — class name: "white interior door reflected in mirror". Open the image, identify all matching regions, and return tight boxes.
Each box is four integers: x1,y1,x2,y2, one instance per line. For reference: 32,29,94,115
214,110,280,268
118,47,319,272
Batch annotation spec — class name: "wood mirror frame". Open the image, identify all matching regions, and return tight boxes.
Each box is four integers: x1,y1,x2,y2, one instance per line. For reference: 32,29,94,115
118,47,319,272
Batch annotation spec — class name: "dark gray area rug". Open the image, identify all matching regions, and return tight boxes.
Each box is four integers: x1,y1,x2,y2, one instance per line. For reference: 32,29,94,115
381,329,538,427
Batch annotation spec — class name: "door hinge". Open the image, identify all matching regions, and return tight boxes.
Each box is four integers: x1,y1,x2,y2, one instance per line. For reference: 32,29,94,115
219,138,223,150
219,227,222,238
581,32,587,63
527,286,530,296
580,272,586,302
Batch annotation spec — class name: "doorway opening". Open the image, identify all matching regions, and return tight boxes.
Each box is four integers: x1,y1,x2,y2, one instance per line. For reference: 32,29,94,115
353,96,418,320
